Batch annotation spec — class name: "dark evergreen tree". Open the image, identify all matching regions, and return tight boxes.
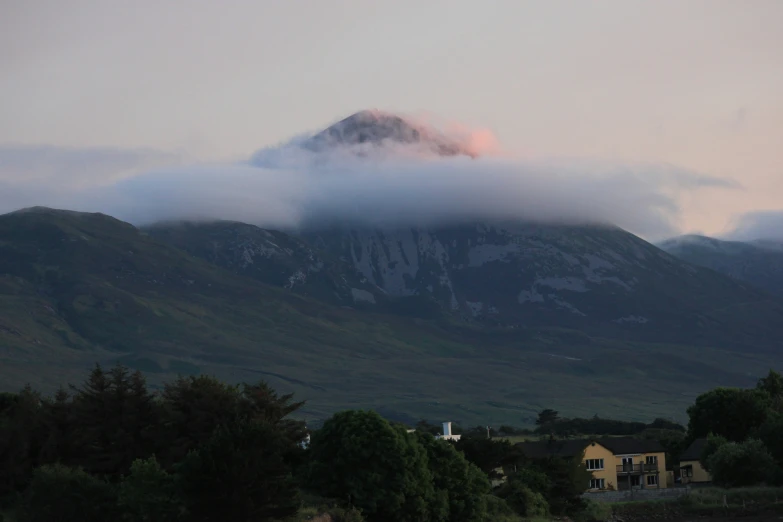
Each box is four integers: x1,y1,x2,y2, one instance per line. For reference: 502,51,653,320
177,420,300,522
535,409,559,431
158,375,242,467
38,387,75,466
241,380,308,451
0,387,45,496
69,364,157,478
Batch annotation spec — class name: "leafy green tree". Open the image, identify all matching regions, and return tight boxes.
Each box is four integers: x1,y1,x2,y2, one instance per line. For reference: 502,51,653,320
484,495,521,522
757,369,783,398
415,432,491,522
454,437,514,478
307,410,435,522
758,369,783,412
177,420,300,522
754,413,783,468
647,418,686,432
118,456,183,522
686,387,770,442
415,420,442,436
707,439,778,487
505,467,551,493
19,464,118,522
699,433,728,473
496,471,550,518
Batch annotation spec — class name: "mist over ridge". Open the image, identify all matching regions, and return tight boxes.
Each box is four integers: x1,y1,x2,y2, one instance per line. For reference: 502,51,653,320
0,110,740,240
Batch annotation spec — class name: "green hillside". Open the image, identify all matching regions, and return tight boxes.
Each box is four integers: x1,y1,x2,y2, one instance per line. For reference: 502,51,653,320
1,208,781,426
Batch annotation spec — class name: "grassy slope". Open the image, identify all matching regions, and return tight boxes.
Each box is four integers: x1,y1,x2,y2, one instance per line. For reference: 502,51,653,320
1,208,781,426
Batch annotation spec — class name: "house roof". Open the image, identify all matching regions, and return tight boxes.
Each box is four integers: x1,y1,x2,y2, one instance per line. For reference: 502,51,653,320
595,437,665,455
516,439,591,459
679,438,707,462
517,437,664,459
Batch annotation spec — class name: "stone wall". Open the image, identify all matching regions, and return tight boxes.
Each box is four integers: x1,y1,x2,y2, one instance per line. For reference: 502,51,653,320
584,487,691,503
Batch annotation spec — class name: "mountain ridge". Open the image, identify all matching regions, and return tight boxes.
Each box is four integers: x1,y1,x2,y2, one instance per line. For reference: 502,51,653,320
659,234,783,298
2,206,783,425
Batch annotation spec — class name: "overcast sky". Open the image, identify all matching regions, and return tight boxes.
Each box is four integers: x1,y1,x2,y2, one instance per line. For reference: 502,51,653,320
1,0,782,238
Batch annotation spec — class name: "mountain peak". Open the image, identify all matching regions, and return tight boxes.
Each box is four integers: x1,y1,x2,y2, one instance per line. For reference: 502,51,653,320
301,110,478,158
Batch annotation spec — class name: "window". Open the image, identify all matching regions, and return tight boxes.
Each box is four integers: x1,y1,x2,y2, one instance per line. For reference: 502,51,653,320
646,455,658,464
647,475,658,486
630,475,641,487
589,478,605,490
585,458,604,470
681,467,693,478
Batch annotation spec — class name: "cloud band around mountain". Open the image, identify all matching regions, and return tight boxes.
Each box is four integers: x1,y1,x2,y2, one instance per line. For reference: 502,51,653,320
0,114,741,240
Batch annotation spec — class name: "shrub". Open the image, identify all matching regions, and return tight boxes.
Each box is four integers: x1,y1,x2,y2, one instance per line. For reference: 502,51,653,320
496,478,549,518
707,439,778,488
574,499,612,522
484,495,524,522
19,464,117,522
322,505,364,522
118,456,183,522
700,433,728,472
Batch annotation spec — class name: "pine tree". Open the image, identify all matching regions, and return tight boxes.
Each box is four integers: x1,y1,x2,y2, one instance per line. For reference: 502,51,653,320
0,386,45,495
178,420,301,522
158,375,243,467
39,387,75,466
70,364,157,477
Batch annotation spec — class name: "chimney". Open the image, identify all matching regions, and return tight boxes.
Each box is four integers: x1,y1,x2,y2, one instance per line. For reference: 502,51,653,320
442,421,452,437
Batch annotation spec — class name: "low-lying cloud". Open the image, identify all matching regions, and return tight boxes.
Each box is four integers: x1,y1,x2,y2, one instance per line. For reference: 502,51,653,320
0,114,740,240
725,210,783,241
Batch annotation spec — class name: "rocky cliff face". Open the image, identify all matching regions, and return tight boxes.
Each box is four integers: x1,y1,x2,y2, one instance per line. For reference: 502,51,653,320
146,217,783,349
305,222,694,328
145,221,385,307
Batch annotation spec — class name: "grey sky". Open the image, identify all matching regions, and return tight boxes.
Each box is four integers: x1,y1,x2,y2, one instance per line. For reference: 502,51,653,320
1,0,782,236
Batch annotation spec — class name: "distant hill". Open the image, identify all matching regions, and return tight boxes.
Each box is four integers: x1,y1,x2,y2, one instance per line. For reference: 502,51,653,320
659,234,783,298
4,207,782,426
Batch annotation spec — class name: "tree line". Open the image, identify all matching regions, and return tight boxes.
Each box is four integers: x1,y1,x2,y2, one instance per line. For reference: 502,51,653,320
533,409,684,437
1,365,780,521
0,365,593,522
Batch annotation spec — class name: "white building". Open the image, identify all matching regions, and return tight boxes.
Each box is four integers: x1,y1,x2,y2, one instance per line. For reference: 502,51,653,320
435,421,461,441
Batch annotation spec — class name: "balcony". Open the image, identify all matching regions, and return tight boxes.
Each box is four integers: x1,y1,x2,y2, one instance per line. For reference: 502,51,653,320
616,463,659,474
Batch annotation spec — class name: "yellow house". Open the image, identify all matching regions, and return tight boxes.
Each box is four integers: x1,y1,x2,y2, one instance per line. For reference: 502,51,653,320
518,437,668,491
679,438,711,484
